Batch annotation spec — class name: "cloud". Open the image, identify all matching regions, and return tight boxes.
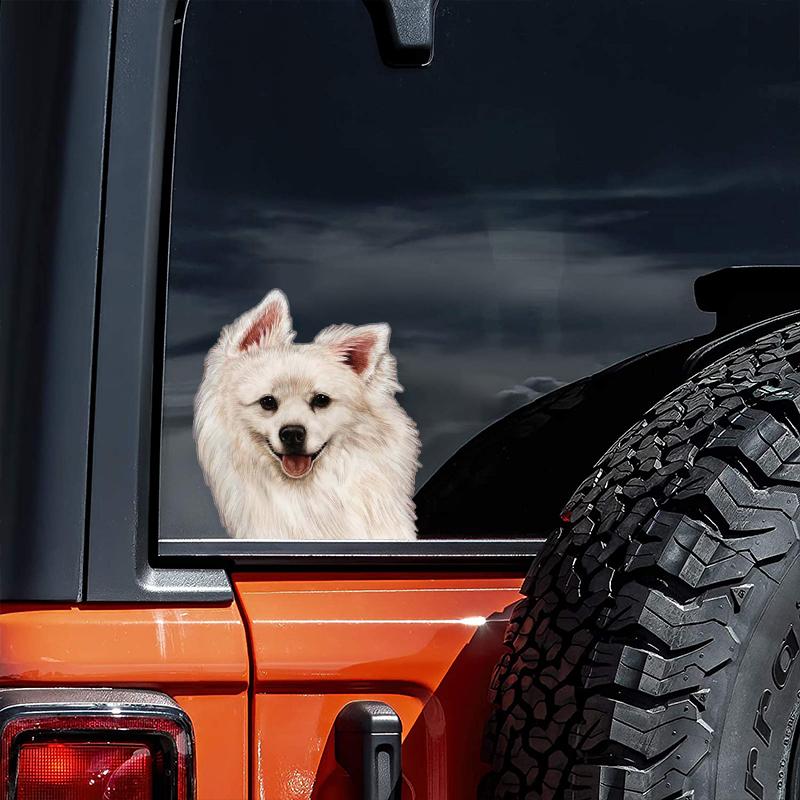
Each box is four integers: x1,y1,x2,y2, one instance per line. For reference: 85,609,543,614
523,376,565,394
487,165,793,203
490,376,567,419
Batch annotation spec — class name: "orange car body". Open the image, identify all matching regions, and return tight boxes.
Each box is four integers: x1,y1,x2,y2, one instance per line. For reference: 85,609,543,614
1,575,521,798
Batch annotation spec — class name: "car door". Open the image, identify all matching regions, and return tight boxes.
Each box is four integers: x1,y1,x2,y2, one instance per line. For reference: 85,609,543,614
233,574,520,798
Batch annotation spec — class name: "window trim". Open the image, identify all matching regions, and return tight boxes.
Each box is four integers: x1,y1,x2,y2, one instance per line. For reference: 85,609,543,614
86,0,231,601
159,537,544,564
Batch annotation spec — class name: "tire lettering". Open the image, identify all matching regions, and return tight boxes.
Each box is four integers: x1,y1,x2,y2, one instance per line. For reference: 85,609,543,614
754,690,772,746
745,748,764,800
744,611,800,794
772,626,799,690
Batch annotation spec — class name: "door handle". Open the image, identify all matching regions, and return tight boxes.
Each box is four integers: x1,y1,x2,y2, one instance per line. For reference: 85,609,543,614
334,701,402,800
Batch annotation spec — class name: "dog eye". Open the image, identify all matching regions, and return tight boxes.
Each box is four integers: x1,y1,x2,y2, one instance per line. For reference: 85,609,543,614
259,395,278,411
310,393,331,409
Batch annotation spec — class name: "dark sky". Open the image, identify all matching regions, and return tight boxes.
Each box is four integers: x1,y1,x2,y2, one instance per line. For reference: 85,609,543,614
159,0,800,539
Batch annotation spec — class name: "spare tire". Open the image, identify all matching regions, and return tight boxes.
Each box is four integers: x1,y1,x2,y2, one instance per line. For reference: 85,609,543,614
482,321,800,800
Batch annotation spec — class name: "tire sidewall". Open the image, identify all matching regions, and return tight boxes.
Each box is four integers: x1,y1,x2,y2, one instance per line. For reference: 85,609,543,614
717,549,800,800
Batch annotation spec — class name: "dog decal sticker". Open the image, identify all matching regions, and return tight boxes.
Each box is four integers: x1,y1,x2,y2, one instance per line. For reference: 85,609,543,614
194,290,420,540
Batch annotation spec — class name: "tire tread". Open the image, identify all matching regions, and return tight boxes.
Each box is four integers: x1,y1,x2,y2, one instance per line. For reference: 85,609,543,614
483,323,800,800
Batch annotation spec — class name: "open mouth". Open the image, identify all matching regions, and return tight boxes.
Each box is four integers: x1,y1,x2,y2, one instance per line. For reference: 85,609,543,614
268,442,326,479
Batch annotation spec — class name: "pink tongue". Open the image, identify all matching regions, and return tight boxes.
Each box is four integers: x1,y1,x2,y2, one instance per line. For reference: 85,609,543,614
281,454,312,478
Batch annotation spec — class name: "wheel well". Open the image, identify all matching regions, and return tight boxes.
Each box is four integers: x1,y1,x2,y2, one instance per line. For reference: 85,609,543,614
416,266,800,539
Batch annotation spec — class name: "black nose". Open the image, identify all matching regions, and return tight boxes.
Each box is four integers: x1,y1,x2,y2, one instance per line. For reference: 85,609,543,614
279,425,306,450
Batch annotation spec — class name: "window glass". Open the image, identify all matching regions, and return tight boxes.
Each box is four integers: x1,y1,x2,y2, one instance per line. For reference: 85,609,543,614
160,0,800,540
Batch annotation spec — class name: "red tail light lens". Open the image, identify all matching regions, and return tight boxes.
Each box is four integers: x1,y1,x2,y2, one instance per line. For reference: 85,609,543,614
15,742,153,800
2,711,193,800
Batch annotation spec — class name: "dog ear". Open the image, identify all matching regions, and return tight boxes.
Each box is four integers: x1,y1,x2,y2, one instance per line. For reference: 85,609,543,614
315,323,391,382
229,289,295,352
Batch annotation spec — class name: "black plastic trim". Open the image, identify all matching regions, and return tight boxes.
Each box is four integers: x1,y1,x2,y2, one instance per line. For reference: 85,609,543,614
81,0,120,605
159,537,546,567
0,1,114,602
86,0,230,602
364,0,439,66
694,265,800,334
685,309,800,378
335,701,402,800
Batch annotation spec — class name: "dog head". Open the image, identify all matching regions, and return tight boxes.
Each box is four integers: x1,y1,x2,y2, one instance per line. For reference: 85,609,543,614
200,289,400,481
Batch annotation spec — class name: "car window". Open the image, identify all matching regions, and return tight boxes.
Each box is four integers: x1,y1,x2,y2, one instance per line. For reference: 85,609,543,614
159,0,800,541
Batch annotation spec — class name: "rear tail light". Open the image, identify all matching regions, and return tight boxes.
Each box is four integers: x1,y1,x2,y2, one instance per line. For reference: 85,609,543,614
15,741,152,800
1,691,194,800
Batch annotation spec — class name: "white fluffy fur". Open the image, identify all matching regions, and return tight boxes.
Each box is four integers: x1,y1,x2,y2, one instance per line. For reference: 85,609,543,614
194,290,420,540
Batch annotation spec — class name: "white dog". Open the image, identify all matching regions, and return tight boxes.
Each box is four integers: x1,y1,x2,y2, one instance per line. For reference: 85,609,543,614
194,290,420,540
